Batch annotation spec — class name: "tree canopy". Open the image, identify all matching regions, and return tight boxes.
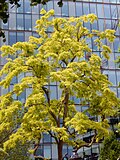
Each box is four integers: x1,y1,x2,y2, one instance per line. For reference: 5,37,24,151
0,9,119,160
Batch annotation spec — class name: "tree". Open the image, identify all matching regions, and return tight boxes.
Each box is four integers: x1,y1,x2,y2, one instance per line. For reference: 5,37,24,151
100,133,120,160
0,118,30,160
0,9,119,160
0,141,30,160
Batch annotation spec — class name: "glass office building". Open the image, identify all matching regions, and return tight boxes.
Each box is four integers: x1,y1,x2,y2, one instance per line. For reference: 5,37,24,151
0,0,120,159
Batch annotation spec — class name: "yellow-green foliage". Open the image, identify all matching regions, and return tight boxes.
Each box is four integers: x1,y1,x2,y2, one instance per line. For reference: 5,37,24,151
0,9,119,156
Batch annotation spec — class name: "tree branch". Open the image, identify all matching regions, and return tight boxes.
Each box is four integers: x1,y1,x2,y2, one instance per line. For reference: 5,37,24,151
0,128,17,144
62,87,69,126
42,86,59,127
33,137,41,156
75,130,97,152
48,131,59,144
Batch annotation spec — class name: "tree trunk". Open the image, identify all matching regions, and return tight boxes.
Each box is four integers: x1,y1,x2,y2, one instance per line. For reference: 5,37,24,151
58,140,63,160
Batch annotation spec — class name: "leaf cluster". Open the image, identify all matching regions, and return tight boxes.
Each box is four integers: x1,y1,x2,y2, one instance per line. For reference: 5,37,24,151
100,133,120,160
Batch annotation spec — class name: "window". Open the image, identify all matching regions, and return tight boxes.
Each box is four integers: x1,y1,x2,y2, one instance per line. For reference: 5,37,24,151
97,4,104,18
105,20,111,29
50,85,57,99
113,37,120,51
76,2,83,17
98,19,105,31
2,22,8,29
62,1,68,17
44,134,51,143
90,3,97,15
9,32,16,45
44,145,51,158
17,32,24,42
32,5,39,14
9,13,16,30
111,5,118,19
83,3,90,15
17,14,24,30
24,0,31,13
54,1,61,16
32,14,39,31
52,144,58,159
108,71,117,85
91,21,98,30
25,14,32,30
17,0,23,13
104,4,111,18
116,71,120,85
47,1,53,11
68,2,75,16
25,32,32,41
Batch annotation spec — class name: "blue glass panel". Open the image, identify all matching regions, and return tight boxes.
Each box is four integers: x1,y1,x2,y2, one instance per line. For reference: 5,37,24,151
32,5,39,14
17,32,24,42
62,2,68,16
76,2,83,17
68,2,75,16
26,88,32,98
17,14,24,30
54,0,61,16
105,20,111,29
104,4,111,18
11,76,17,84
24,0,31,13
25,14,32,30
44,145,51,158
32,14,39,31
2,22,8,29
9,32,16,45
98,19,105,31
25,32,32,41
111,5,118,19
44,134,51,142
90,3,97,14
83,3,90,15
62,145,67,155
84,22,91,30
9,13,16,30
110,0,117,3
91,21,98,30
97,4,104,18
118,88,120,98
50,85,57,99
47,1,53,11
17,0,23,13
113,38,120,51
108,71,117,85
116,71,120,85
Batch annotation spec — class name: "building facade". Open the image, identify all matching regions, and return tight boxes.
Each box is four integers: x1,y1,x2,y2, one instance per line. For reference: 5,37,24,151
0,0,120,159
